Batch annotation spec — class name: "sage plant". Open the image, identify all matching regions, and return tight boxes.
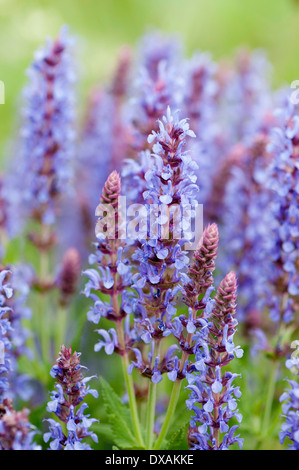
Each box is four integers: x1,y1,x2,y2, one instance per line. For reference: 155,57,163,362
19,25,76,226
186,272,243,450
83,170,145,447
0,269,13,398
11,26,78,369
260,102,299,325
44,345,98,450
0,399,40,450
1,26,299,452
0,269,39,450
279,341,299,450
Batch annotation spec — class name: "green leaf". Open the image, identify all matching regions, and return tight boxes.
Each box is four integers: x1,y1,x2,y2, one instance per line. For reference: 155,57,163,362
99,376,138,449
164,422,189,450
93,422,115,444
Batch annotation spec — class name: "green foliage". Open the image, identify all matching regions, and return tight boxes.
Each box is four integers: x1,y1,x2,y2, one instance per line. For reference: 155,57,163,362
164,422,189,450
99,376,144,450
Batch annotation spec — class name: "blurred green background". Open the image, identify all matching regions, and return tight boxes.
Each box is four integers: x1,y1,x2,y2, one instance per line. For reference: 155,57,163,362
1,0,299,159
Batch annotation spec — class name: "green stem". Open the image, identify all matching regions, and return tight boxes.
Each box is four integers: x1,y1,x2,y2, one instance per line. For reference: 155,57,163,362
145,341,160,449
120,351,145,448
39,250,50,362
262,360,278,435
153,379,182,450
55,304,68,356
261,295,288,436
115,310,144,448
146,382,157,449
110,240,144,448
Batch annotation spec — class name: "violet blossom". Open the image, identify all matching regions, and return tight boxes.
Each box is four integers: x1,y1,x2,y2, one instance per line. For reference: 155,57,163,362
44,345,98,450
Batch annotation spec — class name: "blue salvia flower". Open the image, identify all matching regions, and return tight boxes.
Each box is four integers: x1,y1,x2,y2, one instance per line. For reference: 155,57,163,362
74,47,131,254
0,270,40,450
259,102,299,324
183,52,225,206
16,25,76,226
161,223,219,383
84,170,136,361
0,399,41,450
0,175,24,255
76,91,118,234
136,30,183,81
202,49,273,226
220,49,273,144
186,271,244,450
279,341,299,450
5,264,35,402
216,131,272,324
130,30,184,135
0,269,13,398
94,328,119,355
183,52,218,133
122,33,185,204
44,345,98,450
127,107,199,383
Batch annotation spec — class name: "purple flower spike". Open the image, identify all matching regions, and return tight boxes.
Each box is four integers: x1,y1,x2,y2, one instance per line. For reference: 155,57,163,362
85,171,136,357
280,341,299,450
186,272,243,450
16,25,76,227
0,399,41,450
94,328,119,355
44,345,98,450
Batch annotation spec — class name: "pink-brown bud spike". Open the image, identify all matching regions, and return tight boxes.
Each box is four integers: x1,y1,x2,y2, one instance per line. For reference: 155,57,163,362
100,170,121,209
184,223,219,311
59,248,81,306
213,271,238,318
195,222,219,260
0,400,33,450
111,45,132,98
189,223,219,288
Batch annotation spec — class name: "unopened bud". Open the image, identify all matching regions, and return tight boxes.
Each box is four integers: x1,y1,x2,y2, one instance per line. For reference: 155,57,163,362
58,248,81,306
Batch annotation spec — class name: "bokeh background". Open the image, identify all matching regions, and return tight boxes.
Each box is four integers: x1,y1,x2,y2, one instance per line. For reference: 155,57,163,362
1,0,299,158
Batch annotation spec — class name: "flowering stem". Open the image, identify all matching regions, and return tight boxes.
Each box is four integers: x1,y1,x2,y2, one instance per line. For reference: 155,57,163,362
55,305,68,357
153,328,192,450
262,359,279,435
146,341,160,449
262,295,287,436
39,290,48,361
153,379,181,450
39,245,51,362
120,348,145,448
115,311,145,448
146,381,157,449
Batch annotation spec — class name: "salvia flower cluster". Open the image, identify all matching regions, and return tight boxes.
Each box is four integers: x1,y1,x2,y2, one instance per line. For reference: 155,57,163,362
18,25,76,226
279,341,299,450
44,345,98,450
0,269,13,398
0,270,39,450
0,27,298,451
186,271,243,450
260,103,299,324
0,399,41,450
